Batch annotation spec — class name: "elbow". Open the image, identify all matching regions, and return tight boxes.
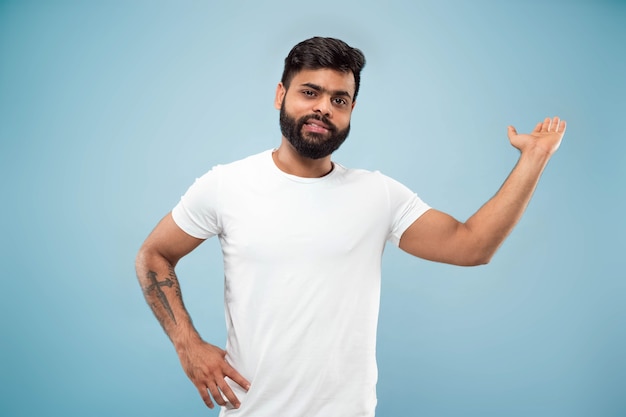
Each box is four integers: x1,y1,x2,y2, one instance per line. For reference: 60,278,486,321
135,245,150,277
135,242,179,273
135,243,161,276
462,233,500,266
463,249,495,267
455,224,499,266
473,255,492,266
460,258,490,267
135,241,153,267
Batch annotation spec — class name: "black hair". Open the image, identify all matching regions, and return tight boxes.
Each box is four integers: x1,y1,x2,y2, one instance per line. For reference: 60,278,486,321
281,37,366,101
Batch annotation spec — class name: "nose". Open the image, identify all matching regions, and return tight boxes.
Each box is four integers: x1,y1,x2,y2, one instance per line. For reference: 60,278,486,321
312,97,332,118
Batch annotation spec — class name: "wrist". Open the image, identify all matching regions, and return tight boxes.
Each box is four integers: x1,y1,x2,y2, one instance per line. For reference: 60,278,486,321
520,143,552,165
171,327,203,352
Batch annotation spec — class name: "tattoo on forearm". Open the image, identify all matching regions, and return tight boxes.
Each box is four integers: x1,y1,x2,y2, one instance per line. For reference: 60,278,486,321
143,270,177,324
168,265,183,302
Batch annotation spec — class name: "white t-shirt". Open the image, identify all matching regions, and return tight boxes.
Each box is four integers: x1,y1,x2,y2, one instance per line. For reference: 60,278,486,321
172,150,430,417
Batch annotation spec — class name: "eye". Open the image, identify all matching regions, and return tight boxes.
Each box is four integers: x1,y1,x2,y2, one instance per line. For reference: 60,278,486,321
302,90,316,97
332,97,348,106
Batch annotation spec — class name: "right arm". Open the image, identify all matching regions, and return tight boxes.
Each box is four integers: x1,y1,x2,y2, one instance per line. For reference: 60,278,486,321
135,213,250,409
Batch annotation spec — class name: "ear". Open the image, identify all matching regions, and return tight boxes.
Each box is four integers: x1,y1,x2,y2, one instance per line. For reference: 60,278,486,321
351,100,356,110
274,82,286,110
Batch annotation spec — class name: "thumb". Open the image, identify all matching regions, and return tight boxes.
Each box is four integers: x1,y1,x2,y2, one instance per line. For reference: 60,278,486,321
507,125,517,140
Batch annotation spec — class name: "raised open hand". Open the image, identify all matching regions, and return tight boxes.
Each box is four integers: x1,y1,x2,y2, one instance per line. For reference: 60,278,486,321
507,116,567,156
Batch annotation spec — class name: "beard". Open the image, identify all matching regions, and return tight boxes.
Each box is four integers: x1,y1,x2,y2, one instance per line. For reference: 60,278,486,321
279,102,350,160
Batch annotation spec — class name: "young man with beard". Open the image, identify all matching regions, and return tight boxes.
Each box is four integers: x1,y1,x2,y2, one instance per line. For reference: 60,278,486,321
135,37,566,416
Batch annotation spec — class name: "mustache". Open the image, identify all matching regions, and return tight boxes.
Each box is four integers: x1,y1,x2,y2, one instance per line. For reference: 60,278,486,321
299,113,336,132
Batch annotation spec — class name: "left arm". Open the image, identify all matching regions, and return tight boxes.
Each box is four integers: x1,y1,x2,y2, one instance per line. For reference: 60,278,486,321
399,116,567,266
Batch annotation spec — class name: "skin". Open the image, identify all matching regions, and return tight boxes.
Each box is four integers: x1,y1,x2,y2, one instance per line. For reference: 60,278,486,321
273,68,356,177
400,121,564,266
136,216,249,409
135,67,566,410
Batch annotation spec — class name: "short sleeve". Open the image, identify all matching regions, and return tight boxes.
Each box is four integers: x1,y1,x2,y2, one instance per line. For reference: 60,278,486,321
171,165,223,239
381,173,431,246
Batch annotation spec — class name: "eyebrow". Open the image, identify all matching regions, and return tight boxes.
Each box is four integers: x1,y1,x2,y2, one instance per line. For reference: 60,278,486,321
300,82,353,101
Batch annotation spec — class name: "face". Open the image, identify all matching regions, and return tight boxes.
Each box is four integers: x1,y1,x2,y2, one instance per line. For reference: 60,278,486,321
275,68,356,160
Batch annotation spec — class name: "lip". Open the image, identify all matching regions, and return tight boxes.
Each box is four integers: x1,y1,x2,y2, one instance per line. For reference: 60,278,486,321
303,119,331,133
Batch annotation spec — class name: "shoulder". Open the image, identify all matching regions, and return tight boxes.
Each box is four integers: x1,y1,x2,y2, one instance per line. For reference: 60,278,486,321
334,163,426,211
211,149,272,173
333,163,401,188
194,149,272,182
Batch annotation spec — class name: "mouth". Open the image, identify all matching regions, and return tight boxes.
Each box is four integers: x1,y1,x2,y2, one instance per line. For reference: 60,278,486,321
303,119,331,134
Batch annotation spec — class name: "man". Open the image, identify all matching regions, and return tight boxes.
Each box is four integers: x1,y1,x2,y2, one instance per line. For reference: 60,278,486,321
135,37,566,416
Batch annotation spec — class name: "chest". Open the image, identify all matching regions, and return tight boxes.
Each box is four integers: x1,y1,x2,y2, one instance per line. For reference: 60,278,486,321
217,178,390,263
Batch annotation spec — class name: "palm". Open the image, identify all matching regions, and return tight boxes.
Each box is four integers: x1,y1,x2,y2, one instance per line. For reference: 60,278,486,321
508,116,566,156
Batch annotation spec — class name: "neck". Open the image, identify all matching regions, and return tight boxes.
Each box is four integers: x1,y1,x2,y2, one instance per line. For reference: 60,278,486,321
272,137,334,178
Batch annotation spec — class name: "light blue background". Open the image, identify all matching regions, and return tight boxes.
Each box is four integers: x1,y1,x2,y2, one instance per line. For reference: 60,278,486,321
1,1,624,416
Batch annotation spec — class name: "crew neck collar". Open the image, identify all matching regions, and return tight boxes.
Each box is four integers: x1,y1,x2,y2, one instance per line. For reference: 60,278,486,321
267,149,339,183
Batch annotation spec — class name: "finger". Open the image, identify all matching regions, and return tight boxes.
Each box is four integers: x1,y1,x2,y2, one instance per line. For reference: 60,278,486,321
217,380,242,409
207,382,228,407
531,122,542,134
541,117,551,132
559,119,567,133
224,365,251,391
507,125,517,140
196,385,215,409
551,116,560,132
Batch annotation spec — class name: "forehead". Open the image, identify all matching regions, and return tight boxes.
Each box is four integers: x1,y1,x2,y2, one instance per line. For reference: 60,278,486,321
289,68,355,96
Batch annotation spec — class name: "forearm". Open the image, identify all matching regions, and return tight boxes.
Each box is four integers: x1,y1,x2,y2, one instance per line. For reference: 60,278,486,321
135,249,201,349
400,117,565,266
464,147,551,262
135,214,249,409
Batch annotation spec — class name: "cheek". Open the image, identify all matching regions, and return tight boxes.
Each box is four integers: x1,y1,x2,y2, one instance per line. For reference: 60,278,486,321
288,99,312,114
336,113,352,129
